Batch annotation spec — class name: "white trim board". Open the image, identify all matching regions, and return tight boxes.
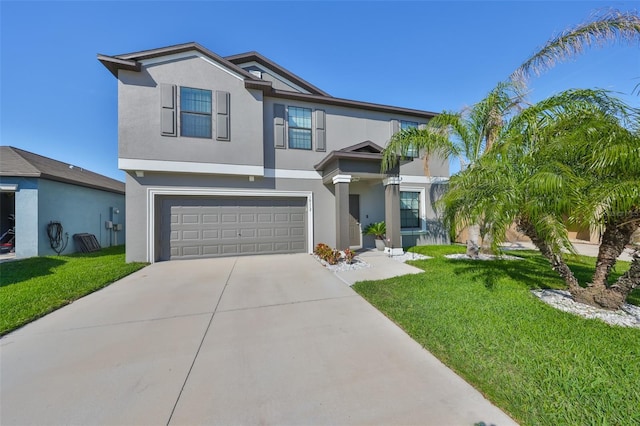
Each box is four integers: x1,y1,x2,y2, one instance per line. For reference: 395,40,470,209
399,175,449,184
119,158,264,176
120,158,324,180
145,187,314,263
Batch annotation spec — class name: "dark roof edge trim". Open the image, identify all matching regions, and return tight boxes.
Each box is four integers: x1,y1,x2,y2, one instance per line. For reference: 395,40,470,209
97,54,141,77
99,42,258,81
226,51,331,97
40,174,125,195
269,90,438,119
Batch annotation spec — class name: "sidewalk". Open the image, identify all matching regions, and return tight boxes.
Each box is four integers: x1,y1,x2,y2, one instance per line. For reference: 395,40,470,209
502,240,635,262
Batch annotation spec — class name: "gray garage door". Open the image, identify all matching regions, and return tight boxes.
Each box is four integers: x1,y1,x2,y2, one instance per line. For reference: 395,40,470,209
160,197,307,260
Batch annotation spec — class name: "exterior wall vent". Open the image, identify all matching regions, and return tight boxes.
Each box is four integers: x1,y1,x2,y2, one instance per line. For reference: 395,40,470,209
249,70,262,78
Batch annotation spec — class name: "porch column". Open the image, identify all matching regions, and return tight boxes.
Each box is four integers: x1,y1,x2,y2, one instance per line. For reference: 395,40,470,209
333,174,351,249
383,176,403,255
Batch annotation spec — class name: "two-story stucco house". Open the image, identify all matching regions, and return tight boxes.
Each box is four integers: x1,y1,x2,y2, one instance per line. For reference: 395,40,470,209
98,43,448,263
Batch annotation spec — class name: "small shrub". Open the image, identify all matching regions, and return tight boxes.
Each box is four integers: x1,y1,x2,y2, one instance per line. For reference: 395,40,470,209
314,243,340,265
343,248,356,264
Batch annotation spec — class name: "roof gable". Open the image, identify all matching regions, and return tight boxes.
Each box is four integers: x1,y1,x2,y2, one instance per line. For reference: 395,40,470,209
225,51,330,97
98,42,258,81
339,141,384,154
0,146,125,194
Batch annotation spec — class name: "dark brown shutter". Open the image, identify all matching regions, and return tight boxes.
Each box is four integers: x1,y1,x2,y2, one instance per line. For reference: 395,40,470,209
161,84,176,136
274,104,286,149
216,91,230,141
315,109,326,152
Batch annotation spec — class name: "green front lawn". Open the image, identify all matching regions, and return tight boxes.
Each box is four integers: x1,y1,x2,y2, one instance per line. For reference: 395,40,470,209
353,246,640,426
0,246,146,336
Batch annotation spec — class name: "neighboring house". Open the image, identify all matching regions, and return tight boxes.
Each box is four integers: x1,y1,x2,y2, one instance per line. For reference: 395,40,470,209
0,147,125,259
98,42,449,263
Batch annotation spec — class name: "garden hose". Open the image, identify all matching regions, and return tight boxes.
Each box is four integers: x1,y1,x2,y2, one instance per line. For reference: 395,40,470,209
47,221,69,255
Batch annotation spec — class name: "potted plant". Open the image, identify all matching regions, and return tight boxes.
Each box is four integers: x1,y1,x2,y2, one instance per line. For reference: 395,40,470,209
363,221,386,251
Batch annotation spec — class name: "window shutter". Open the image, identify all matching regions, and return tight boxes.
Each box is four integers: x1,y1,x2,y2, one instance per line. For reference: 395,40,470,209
161,84,176,136
390,119,399,136
315,109,326,152
216,91,230,141
274,104,286,149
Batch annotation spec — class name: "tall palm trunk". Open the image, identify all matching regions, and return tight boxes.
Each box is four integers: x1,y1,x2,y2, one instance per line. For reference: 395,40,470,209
574,218,639,309
610,249,640,298
466,223,480,258
516,218,580,291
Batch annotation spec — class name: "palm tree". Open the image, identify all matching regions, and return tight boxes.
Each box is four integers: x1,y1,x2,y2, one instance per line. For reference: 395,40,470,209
511,9,640,85
381,82,523,257
446,88,639,309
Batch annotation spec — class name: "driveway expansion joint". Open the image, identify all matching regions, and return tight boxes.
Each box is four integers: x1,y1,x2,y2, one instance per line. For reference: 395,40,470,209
166,256,238,426
217,294,359,314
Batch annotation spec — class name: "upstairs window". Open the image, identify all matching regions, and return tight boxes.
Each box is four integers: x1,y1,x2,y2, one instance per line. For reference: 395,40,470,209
180,87,212,138
400,191,421,229
400,120,419,157
288,106,312,149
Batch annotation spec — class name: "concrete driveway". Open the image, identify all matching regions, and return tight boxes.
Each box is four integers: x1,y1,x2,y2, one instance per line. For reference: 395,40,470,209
1,254,516,425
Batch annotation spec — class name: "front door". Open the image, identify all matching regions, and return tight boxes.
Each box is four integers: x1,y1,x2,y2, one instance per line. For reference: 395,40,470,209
348,194,361,247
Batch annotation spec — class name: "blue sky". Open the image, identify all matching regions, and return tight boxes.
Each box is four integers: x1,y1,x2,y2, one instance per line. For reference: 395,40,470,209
1,1,639,181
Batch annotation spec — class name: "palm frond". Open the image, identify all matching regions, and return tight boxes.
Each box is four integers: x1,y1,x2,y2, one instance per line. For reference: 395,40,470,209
511,9,640,84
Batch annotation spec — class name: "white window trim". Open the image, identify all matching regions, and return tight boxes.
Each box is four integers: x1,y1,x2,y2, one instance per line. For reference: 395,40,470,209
399,185,426,234
145,187,313,263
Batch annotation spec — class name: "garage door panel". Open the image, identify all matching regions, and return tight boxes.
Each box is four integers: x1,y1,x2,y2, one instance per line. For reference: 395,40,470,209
257,214,273,223
258,229,273,237
221,214,238,223
203,246,220,255
222,245,239,255
182,246,200,256
240,213,256,223
182,230,200,240
181,214,200,224
161,196,307,260
290,227,305,236
202,214,219,224
202,229,219,239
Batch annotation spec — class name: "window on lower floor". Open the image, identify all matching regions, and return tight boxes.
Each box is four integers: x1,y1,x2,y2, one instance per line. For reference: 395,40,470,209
400,191,421,229
180,87,212,138
400,120,419,157
288,106,312,149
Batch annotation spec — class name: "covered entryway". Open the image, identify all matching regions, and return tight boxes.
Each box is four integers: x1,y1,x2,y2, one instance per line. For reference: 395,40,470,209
159,196,307,260
314,141,403,255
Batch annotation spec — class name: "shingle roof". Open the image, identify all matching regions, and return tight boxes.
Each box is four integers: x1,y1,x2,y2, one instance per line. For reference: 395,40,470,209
0,146,125,194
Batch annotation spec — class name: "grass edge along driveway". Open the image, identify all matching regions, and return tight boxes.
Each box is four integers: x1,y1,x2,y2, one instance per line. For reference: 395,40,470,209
0,246,147,336
353,245,640,426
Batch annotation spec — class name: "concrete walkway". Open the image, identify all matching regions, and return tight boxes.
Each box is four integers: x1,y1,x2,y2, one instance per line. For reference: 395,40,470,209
1,253,517,425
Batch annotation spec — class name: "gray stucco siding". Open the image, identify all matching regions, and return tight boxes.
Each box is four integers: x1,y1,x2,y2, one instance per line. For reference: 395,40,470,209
118,55,264,168
124,171,339,262
123,169,447,262
37,179,126,256
262,97,449,178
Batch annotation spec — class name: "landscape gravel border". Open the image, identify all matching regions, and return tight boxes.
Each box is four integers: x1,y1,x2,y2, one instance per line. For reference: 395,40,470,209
532,289,640,328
